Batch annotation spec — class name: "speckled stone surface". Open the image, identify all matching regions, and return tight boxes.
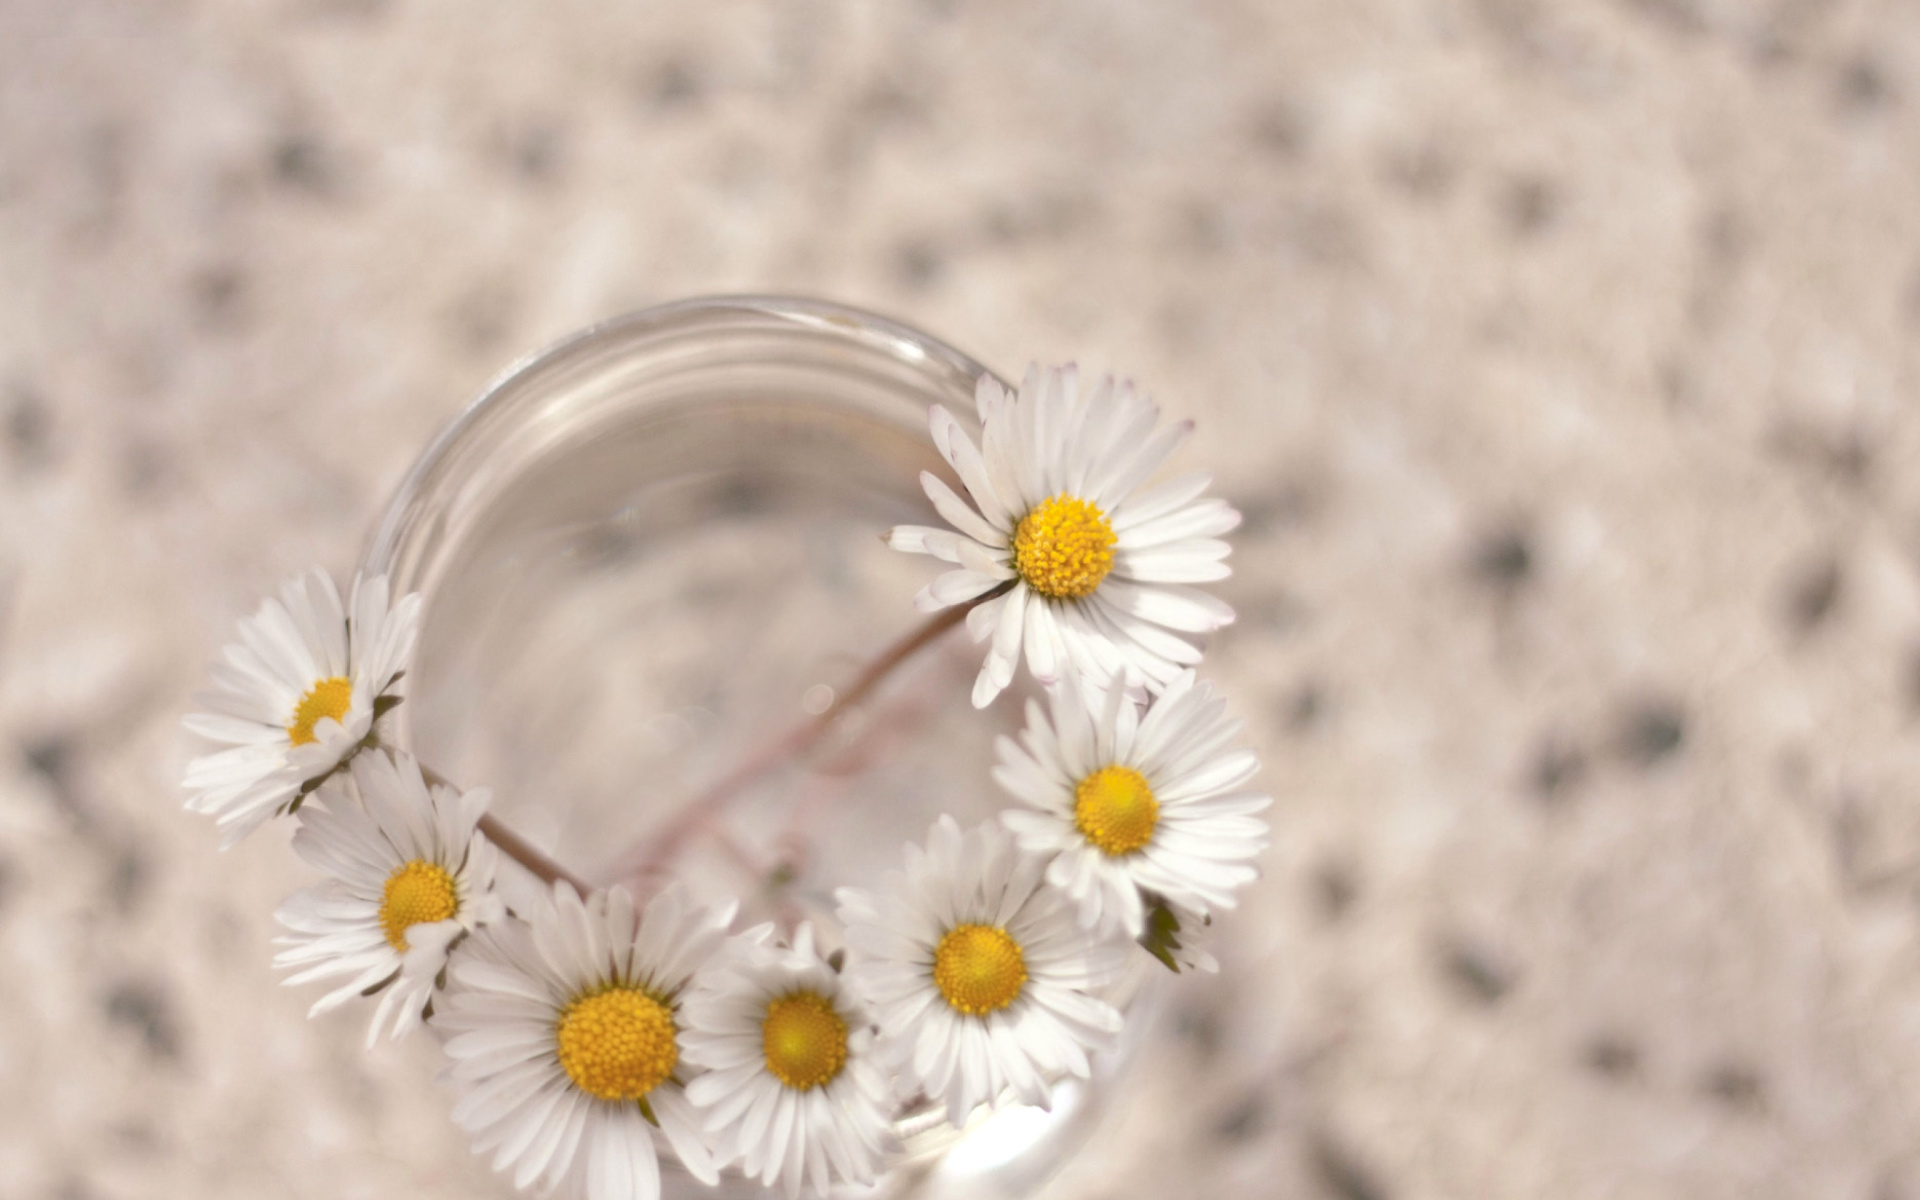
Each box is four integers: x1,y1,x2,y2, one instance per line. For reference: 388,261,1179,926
6,2,1920,1198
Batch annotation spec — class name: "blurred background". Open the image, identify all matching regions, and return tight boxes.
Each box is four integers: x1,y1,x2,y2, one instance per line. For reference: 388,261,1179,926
5,1,1920,1197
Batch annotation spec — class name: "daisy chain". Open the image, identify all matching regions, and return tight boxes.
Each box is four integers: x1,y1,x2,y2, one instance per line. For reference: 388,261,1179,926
185,336,1272,1199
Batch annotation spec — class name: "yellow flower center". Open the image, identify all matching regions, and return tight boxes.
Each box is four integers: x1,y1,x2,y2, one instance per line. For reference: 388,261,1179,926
760,990,849,1091
287,676,353,746
1073,765,1160,857
933,923,1028,1016
555,987,679,1102
1013,494,1116,600
378,859,460,951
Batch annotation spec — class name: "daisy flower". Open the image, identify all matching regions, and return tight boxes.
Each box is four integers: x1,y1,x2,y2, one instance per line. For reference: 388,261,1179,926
680,924,892,1198
886,363,1240,707
273,750,505,1046
834,816,1125,1128
181,568,420,846
995,671,1269,938
436,883,735,1200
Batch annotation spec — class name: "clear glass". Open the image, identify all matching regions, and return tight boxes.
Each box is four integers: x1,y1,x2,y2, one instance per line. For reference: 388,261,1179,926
361,296,1155,1199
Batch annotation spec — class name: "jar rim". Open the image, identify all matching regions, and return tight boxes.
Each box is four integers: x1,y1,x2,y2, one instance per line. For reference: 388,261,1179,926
361,293,997,585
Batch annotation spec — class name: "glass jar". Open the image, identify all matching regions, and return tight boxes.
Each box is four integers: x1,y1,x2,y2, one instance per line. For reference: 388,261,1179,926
361,295,1155,1199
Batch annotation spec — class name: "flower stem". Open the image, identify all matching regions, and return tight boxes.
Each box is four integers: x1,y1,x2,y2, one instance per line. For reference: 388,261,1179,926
477,812,592,895
615,583,1012,887
412,759,592,895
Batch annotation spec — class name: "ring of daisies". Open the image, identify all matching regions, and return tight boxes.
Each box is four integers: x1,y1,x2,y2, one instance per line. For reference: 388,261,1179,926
183,364,1271,1200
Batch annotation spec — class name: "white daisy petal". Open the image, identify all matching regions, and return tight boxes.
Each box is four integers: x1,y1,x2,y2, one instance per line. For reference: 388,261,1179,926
919,471,1007,554
887,524,969,563
1080,596,1203,679
973,585,1028,707
1023,593,1061,685
966,590,1009,643
1116,498,1243,549
1109,471,1215,532
1116,546,1234,584
1089,418,1192,509
918,569,1006,612
1096,578,1235,634
973,370,1009,428
929,405,1016,532
1080,401,1162,509
651,1089,720,1186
